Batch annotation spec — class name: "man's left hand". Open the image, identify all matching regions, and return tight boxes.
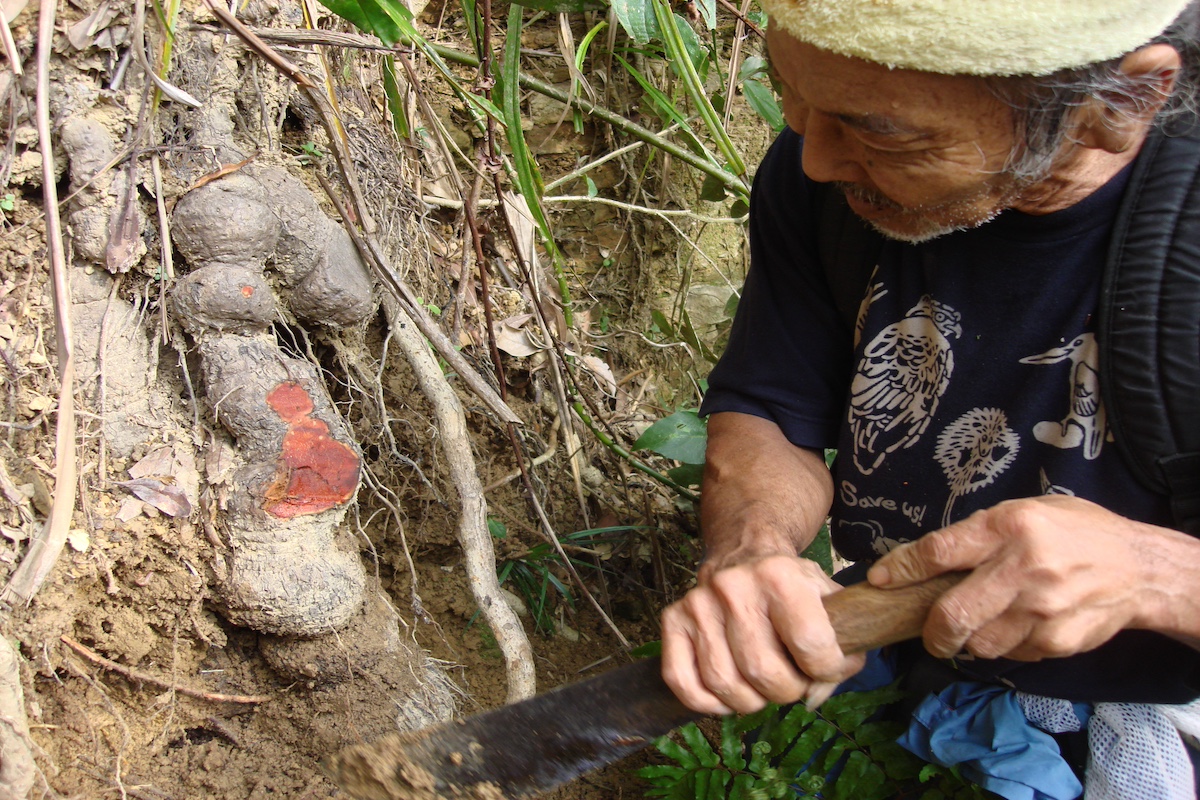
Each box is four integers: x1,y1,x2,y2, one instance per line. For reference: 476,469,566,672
866,495,1199,661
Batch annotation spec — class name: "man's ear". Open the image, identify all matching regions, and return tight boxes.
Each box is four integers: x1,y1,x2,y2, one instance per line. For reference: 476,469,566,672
1073,43,1181,153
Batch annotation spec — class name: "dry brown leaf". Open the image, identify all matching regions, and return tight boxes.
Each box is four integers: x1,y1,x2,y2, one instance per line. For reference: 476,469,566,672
579,355,617,396
128,447,176,480
494,314,542,358
67,1,120,50
118,478,192,518
106,172,142,273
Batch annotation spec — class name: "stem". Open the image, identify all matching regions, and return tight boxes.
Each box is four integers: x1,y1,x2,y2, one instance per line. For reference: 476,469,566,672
652,0,746,177
571,402,699,503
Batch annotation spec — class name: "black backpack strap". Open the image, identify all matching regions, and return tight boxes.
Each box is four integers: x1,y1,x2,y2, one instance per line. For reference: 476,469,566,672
815,183,885,333
1098,123,1200,534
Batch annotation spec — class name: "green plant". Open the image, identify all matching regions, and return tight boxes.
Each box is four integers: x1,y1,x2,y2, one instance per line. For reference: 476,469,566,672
634,408,707,490
638,687,992,800
295,141,326,164
494,525,634,635
0,194,13,214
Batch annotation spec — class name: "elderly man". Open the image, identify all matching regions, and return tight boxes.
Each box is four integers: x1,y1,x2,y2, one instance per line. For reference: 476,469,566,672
661,1,1200,796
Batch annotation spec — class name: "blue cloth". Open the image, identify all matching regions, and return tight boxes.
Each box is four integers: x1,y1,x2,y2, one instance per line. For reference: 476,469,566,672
897,682,1084,800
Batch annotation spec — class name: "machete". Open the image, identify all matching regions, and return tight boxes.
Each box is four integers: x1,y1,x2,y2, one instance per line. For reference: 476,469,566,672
325,572,965,800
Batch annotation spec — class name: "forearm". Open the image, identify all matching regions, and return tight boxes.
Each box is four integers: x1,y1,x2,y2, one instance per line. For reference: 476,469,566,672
1134,522,1200,650
699,412,833,576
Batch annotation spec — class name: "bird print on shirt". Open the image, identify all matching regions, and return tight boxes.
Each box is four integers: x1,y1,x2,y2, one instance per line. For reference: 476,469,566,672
848,295,962,475
1019,332,1108,460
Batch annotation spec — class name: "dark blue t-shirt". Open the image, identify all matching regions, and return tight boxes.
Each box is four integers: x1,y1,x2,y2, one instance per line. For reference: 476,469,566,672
701,129,1200,703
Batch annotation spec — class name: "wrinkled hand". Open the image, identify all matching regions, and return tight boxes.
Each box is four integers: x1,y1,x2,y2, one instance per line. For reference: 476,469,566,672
662,555,866,716
867,495,1168,662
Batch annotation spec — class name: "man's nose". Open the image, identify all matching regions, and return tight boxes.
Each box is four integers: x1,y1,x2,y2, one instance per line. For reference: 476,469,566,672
798,112,867,185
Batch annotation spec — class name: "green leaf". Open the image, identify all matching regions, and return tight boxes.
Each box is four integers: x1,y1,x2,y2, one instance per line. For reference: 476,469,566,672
871,739,925,782
637,764,692,782
694,767,712,800
667,462,704,488
655,734,701,770
800,527,833,575
700,173,729,202
828,750,888,800
487,518,507,539
723,291,740,318
577,20,609,71
746,740,772,774
778,719,836,777
720,715,746,771
737,54,768,83
634,410,708,464
852,720,902,748
457,0,478,54
679,307,720,363
611,0,660,43
707,769,731,800
680,723,721,768
732,704,778,736
823,683,906,730
767,704,816,757
631,640,663,658
586,175,599,197
315,0,372,34
919,763,944,784
730,199,749,218
381,55,410,140
695,0,716,30
675,14,708,72
651,308,677,338
742,78,785,132
728,774,756,800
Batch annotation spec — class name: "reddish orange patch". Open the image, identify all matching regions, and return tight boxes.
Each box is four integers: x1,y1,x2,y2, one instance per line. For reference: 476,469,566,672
262,382,360,519
241,285,255,297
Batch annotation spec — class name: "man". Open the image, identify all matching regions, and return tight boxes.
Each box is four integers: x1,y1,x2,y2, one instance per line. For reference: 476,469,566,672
660,0,1200,795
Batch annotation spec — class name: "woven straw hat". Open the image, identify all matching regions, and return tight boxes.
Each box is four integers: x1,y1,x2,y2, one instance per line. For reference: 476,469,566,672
761,0,1192,75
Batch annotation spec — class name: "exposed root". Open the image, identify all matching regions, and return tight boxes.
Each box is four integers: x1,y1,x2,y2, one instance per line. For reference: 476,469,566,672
383,301,536,703
3,0,77,607
59,637,271,705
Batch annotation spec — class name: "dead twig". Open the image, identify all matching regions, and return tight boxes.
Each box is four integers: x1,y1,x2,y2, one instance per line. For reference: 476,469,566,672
59,637,271,704
2,0,77,607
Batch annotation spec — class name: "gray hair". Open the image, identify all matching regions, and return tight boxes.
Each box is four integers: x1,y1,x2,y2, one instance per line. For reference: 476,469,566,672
988,0,1200,182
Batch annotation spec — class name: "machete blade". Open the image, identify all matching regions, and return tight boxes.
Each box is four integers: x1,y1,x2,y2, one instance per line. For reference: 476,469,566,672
325,574,966,799
325,655,700,799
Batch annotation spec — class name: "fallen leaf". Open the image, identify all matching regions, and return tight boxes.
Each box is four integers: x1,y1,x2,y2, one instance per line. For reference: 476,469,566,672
106,172,143,274
128,447,176,479
580,355,617,396
118,478,192,518
116,497,144,522
67,1,121,50
494,314,542,358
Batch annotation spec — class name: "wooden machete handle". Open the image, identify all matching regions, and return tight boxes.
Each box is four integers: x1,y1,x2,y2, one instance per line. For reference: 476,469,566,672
824,572,967,655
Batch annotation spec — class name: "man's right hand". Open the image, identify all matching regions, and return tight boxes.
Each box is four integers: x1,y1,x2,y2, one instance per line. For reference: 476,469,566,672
661,555,866,715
